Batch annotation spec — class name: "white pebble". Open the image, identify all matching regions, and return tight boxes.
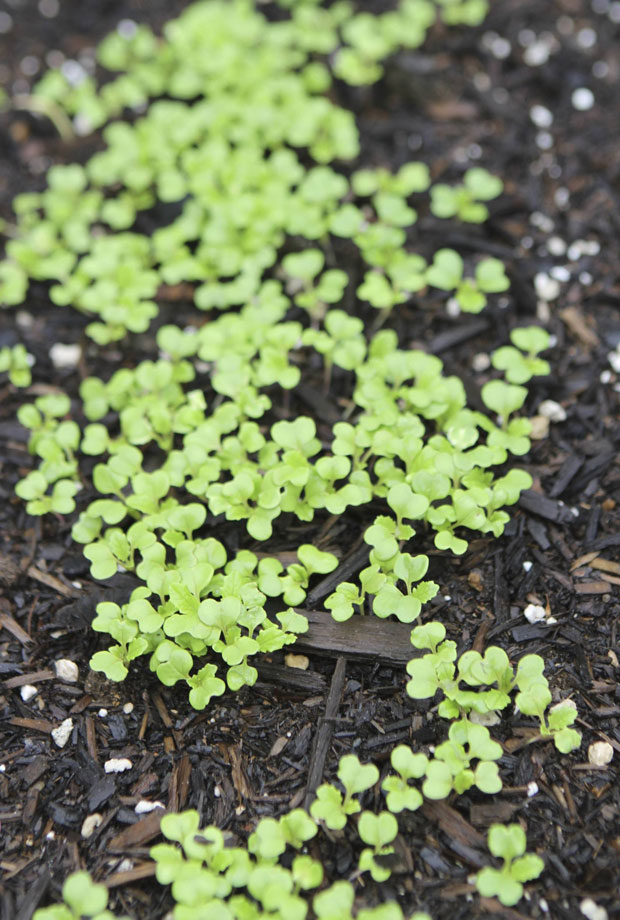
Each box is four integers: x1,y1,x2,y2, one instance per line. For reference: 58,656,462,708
123,702,134,714
55,659,79,683
555,187,570,208
530,211,554,232
81,813,103,838
600,369,613,384
51,718,74,748
524,603,546,624
527,781,539,797
608,349,620,374
49,343,81,369
536,131,554,150
588,740,614,766
104,758,133,774
592,60,609,78
550,265,570,282
572,87,595,110
523,561,533,572
97,709,108,718
581,898,609,920
577,27,598,49
534,272,560,301
530,105,553,127
579,271,593,285
0,765,5,773
524,41,551,67
547,236,566,256
20,685,38,702
469,710,501,727
446,297,460,318
538,399,567,422
472,352,491,372
611,1,620,23
135,800,165,815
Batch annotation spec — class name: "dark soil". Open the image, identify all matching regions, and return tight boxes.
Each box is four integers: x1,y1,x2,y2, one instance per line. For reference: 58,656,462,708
1,2,619,919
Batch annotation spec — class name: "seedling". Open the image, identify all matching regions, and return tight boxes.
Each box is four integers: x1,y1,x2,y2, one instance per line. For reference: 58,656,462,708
476,823,544,906
32,870,128,920
491,326,551,383
430,168,503,223
0,343,34,387
310,754,379,830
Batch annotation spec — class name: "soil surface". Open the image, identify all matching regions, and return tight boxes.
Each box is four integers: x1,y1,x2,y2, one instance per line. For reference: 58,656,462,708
1,2,619,919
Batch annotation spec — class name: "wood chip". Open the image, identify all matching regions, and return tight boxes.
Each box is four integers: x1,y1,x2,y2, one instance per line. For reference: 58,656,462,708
559,306,600,348
9,717,53,733
570,552,600,571
0,612,32,645
4,669,54,689
574,581,612,594
590,558,620,576
284,653,309,670
26,565,80,597
105,862,158,888
108,810,167,850
295,610,413,664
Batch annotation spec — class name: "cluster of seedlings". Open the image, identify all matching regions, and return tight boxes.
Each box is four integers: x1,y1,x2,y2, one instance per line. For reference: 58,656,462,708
0,0,581,916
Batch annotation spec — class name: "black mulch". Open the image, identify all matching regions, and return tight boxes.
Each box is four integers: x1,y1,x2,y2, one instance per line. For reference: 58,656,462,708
1,2,619,918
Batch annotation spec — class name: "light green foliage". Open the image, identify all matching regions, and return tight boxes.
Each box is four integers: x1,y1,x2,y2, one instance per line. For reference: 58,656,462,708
430,168,502,223
476,823,544,906
491,326,551,383
310,754,379,830
426,249,509,313
32,870,127,920
0,343,33,387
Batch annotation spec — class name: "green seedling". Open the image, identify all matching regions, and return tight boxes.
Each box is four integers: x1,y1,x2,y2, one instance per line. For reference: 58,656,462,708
425,249,509,313
32,870,128,920
491,326,551,383
430,168,503,223
358,811,398,882
0,343,34,387
382,745,428,813
310,754,379,830
476,823,544,906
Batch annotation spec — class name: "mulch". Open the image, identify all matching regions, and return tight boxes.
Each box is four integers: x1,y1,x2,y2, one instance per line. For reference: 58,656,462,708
1,1,619,918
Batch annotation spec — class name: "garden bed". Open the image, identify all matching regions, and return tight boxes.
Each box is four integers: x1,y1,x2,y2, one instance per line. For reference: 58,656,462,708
1,2,619,919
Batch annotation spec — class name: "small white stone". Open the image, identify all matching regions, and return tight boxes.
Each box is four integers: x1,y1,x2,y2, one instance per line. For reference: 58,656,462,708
491,37,511,59
472,352,491,372
530,211,554,232
611,2,620,23
540,898,549,912
524,41,551,67
55,659,79,683
116,858,134,873
45,830,56,840
592,60,609,78
550,265,570,282
97,709,108,718
527,781,539,797
524,603,546,624
123,703,134,714
51,718,74,748
214,785,221,798
20,685,38,702
588,740,613,766
530,105,553,127
536,131,554,150
446,297,460,317
469,710,501,727
61,59,87,87
135,800,165,815
555,187,570,208
49,343,81,369
576,27,598,49
547,236,566,256
581,898,609,920
104,758,133,774
579,271,593,285
538,400,567,422
534,272,561,301
117,18,138,38
0,764,5,773
523,561,533,572
592,0,610,13
81,813,103,838
600,369,613,384
608,349,620,373
572,87,595,110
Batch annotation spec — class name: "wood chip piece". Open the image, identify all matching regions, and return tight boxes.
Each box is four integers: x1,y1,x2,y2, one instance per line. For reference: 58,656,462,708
574,581,612,594
108,810,167,850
